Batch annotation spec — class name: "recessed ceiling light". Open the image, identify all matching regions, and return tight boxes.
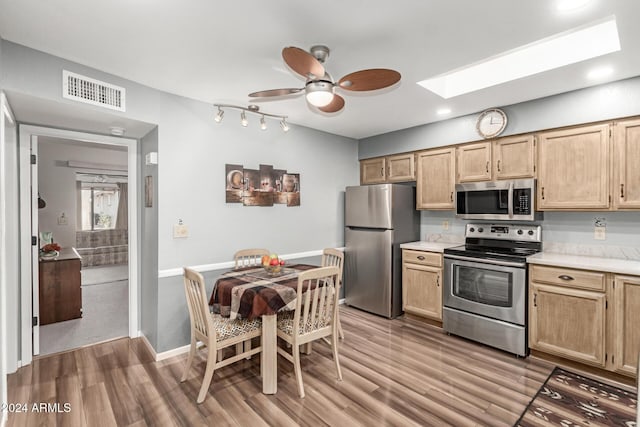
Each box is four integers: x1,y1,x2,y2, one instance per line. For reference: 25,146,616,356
587,66,614,80
417,16,620,99
437,108,452,115
557,0,591,11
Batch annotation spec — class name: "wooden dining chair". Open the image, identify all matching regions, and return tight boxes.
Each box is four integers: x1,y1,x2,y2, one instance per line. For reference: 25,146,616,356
181,267,262,403
277,266,342,398
234,248,270,269
322,248,345,340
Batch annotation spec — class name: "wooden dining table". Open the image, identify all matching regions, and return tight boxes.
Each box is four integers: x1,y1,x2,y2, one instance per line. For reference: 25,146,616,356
209,263,317,394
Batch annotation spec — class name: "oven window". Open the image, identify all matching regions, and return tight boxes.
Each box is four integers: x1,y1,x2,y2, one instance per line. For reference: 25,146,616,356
453,265,513,307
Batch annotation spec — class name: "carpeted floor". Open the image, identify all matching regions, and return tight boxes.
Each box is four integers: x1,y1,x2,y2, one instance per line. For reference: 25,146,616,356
516,367,637,426
81,264,128,286
39,264,129,356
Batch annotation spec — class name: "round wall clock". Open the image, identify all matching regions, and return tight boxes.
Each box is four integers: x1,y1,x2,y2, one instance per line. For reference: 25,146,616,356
476,108,508,139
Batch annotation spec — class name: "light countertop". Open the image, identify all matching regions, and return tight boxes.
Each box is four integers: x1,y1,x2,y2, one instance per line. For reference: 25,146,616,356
400,241,462,253
39,247,81,262
527,252,640,276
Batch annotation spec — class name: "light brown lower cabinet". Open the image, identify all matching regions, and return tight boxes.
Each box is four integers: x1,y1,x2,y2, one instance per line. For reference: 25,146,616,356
529,265,640,377
402,249,442,321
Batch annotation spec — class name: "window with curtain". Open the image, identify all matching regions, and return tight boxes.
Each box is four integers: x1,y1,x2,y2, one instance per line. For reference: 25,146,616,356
77,173,127,231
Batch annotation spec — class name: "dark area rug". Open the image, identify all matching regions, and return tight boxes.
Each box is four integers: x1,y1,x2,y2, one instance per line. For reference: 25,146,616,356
515,367,637,426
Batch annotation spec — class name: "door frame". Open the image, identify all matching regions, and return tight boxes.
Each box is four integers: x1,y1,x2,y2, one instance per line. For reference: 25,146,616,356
19,125,139,364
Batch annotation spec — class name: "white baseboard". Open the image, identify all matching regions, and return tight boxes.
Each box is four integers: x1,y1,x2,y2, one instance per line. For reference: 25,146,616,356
339,298,345,305
139,332,203,362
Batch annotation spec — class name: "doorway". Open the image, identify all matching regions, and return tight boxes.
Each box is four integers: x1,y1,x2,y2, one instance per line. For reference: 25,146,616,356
19,126,139,363
37,137,131,355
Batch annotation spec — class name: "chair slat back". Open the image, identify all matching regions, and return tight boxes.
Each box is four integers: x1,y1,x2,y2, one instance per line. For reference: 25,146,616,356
183,267,214,343
234,248,270,269
321,248,344,286
293,266,340,336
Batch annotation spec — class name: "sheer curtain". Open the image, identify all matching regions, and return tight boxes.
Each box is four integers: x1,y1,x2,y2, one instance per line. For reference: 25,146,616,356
115,183,128,230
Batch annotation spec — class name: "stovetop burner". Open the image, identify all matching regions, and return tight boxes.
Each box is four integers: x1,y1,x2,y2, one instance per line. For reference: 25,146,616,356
444,223,542,263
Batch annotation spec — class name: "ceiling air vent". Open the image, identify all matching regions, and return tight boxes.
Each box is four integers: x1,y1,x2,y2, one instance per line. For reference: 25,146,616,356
62,70,126,112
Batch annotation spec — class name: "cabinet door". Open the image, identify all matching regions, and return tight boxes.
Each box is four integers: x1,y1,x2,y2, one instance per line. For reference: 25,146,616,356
457,141,492,182
416,148,456,209
613,119,640,209
612,275,640,376
387,153,415,182
529,282,606,367
402,262,442,320
537,124,610,210
360,157,386,184
493,135,535,180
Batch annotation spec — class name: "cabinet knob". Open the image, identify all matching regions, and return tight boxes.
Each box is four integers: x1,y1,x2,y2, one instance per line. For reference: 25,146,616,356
558,275,574,281
417,255,425,260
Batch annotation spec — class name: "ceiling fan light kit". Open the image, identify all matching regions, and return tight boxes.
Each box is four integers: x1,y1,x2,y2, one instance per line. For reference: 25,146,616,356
213,103,289,132
249,45,401,114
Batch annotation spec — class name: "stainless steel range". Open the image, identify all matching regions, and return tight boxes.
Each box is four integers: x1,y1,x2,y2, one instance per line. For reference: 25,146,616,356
443,223,542,356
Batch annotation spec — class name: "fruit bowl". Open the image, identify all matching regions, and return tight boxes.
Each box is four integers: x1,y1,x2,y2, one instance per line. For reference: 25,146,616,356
264,264,282,275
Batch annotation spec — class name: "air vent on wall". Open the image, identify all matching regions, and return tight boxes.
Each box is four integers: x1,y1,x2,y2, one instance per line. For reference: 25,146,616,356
62,70,126,112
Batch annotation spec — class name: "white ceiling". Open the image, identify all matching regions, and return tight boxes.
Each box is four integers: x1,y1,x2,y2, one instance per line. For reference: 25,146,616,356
1,0,639,139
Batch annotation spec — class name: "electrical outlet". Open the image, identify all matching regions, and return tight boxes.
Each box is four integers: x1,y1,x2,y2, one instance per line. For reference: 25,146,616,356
594,226,606,240
173,224,189,238
442,220,449,231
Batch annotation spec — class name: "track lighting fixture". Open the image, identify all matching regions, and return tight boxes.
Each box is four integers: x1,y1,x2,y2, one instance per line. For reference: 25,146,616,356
213,103,289,132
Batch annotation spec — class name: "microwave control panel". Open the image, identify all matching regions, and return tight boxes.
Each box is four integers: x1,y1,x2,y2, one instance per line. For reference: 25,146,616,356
513,189,532,215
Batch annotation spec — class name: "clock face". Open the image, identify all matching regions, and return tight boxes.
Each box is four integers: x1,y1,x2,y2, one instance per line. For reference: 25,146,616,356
476,108,507,138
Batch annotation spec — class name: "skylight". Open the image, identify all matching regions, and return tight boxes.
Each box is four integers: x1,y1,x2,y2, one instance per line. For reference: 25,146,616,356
417,16,620,99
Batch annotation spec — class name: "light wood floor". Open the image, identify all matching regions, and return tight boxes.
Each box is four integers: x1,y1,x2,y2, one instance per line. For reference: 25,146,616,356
6,307,556,426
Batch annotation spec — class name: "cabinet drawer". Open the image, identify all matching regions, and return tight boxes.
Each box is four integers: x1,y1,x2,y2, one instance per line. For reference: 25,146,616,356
402,250,442,267
529,265,605,292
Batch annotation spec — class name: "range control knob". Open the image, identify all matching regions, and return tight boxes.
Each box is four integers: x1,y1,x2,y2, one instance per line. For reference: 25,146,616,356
528,230,535,236
477,227,484,233
517,229,523,235
469,227,475,233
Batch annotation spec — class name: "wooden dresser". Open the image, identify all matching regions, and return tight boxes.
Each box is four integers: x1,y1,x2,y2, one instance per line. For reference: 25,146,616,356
39,247,82,325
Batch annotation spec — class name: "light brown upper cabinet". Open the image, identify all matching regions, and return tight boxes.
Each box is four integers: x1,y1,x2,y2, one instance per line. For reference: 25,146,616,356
360,153,415,184
360,157,386,184
457,141,492,182
493,134,536,180
613,118,640,209
537,123,610,210
416,147,456,210
457,136,536,182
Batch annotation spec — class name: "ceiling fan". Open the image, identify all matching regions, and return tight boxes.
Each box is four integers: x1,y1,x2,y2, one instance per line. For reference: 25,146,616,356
248,45,401,113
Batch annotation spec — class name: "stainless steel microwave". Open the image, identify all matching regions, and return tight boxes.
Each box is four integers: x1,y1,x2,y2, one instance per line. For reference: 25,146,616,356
455,178,542,221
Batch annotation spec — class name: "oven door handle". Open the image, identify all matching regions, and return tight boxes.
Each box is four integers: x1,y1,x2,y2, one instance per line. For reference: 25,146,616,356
444,253,526,268
508,181,514,219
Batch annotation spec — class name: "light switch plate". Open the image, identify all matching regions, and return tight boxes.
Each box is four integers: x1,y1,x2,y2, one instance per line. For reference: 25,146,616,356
57,213,68,226
442,220,449,231
594,226,606,240
173,224,189,238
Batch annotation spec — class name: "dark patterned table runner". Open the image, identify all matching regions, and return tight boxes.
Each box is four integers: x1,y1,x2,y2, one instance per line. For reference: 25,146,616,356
209,264,317,319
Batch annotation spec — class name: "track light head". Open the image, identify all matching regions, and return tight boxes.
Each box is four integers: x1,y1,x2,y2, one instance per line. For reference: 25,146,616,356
260,116,267,130
240,111,248,127
280,118,290,132
214,107,224,123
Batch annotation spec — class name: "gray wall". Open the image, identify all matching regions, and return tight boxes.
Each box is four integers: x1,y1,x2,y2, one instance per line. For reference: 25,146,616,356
37,139,128,248
360,76,640,159
140,127,159,349
0,34,6,415
1,40,359,354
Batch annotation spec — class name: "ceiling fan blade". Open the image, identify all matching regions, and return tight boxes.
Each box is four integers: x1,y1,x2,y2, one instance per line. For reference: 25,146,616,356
282,47,325,79
248,88,303,98
338,69,401,91
317,94,345,113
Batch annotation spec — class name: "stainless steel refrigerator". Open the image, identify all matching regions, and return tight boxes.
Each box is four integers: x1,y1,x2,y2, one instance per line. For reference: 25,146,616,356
344,184,419,318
